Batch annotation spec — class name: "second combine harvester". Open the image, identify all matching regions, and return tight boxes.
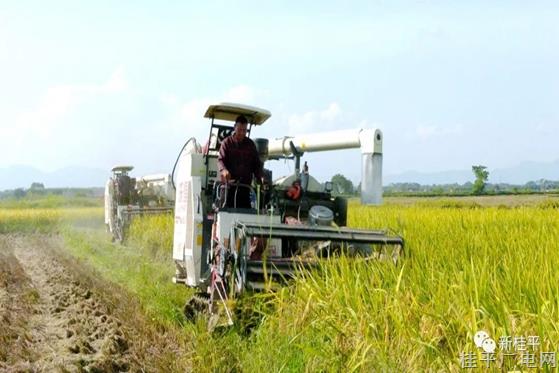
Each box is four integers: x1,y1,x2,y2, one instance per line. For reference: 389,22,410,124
105,167,175,242
171,103,404,323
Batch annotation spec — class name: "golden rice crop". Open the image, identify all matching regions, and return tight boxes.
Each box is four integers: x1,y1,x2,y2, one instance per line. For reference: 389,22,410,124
192,201,559,371
5,198,558,371
0,207,103,233
0,208,61,233
260,202,559,371
127,213,174,261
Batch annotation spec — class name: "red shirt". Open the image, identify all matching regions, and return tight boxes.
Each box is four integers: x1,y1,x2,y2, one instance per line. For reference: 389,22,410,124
217,135,263,184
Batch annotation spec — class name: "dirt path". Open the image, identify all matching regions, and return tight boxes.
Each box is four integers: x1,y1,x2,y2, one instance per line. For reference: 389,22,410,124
0,235,133,372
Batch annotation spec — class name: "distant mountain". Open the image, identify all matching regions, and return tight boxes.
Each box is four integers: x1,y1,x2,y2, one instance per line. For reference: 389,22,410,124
385,169,472,185
490,160,559,184
385,159,559,185
0,165,107,190
2,159,559,191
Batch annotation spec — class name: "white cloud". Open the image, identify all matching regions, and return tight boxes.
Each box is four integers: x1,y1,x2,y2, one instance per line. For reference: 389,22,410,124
1,67,130,169
287,102,342,134
164,84,266,130
19,86,76,133
223,85,256,103
415,124,463,140
356,119,382,129
534,122,556,135
415,125,438,139
179,98,213,124
103,66,127,93
15,66,128,137
155,85,268,147
159,93,179,106
320,102,341,121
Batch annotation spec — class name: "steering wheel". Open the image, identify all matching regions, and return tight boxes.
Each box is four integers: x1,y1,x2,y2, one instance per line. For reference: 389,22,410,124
214,180,256,209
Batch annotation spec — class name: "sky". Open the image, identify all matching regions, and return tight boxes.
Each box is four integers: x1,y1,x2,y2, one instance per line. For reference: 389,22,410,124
1,1,558,183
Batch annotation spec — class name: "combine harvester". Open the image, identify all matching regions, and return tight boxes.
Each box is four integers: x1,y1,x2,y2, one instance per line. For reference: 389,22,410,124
104,166,174,242
171,103,404,324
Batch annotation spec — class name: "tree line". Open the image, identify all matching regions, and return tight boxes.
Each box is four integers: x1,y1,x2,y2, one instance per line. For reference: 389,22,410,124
331,166,559,197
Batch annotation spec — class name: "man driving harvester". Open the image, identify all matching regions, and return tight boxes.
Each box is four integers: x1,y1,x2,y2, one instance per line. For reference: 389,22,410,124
217,115,264,208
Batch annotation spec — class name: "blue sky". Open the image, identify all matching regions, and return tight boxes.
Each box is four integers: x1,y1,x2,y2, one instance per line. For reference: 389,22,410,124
1,1,558,183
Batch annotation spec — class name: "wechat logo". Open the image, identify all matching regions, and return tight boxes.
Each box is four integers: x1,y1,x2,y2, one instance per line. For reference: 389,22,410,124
474,330,497,353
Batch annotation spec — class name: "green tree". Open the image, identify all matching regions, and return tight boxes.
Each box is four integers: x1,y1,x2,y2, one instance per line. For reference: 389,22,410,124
471,165,489,195
14,188,26,199
30,182,45,190
331,174,354,195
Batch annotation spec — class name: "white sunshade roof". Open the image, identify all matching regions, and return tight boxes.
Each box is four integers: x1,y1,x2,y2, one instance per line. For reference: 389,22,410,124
204,102,271,125
111,165,134,172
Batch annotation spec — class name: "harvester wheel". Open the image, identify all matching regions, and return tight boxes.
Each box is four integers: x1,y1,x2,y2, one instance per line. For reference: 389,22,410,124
183,292,210,321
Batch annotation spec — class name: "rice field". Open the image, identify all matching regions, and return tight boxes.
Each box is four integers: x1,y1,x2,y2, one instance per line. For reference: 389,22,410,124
3,195,559,371
0,207,103,233
119,196,559,371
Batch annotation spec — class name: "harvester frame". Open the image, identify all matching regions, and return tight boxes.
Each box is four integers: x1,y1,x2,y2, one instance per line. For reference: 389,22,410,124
171,103,404,324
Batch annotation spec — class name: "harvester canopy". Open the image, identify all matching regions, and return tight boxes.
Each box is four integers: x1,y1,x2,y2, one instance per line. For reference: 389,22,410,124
204,102,271,125
111,165,134,173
